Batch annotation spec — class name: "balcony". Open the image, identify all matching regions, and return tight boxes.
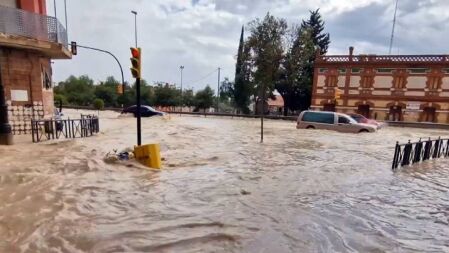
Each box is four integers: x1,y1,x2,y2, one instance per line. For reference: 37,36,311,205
0,5,71,59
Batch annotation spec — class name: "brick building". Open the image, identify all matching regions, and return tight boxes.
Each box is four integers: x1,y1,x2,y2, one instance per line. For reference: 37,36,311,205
311,47,449,123
0,0,70,139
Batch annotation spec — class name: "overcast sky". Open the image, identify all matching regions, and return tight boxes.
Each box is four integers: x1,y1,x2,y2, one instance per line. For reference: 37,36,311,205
47,0,449,90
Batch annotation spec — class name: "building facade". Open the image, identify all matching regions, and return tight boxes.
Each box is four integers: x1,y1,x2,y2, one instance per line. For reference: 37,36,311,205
0,0,70,139
311,47,449,123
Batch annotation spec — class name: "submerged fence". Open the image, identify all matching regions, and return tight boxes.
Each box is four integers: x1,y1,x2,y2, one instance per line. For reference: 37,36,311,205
392,137,449,170
31,114,99,143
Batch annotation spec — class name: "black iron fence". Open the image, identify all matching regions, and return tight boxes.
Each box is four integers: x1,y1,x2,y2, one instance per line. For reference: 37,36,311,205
31,115,99,143
392,137,449,170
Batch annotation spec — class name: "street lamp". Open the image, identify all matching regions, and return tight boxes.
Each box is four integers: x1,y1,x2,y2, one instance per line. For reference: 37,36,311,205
180,65,184,107
131,11,137,47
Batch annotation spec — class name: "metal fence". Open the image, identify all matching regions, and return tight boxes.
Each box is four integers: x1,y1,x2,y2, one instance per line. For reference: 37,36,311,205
0,5,67,47
392,137,449,170
31,115,99,143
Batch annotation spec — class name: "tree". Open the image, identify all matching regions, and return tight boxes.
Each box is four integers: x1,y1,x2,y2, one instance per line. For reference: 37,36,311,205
182,89,195,109
247,13,287,114
93,98,105,110
55,75,95,106
301,9,330,54
95,76,119,107
154,83,180,107
277,27,316,114
219,77,234,102
195,86,215,112
233,26,252,114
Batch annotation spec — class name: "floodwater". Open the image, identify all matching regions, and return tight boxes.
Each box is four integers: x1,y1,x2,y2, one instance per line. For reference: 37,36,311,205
0,110,448,253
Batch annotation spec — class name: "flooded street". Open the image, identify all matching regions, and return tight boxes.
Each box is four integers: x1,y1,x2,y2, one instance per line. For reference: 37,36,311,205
0,110,448,252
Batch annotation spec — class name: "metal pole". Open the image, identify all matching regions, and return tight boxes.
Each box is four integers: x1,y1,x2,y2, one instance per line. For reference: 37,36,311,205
217,67,220,112
53,0,57,18
132,11,137,48
75,44,125,90
64,0,68,38
180,65,184,108
136,77,142,146
0,49,13,145
261,82,265,143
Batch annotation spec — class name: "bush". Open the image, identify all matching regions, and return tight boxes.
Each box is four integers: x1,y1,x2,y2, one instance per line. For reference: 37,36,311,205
93,98,105,110
54,94,68,105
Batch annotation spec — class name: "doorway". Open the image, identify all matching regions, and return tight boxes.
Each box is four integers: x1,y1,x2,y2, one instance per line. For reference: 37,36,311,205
422,107,436,122
357,105,370,118
389,106,402,121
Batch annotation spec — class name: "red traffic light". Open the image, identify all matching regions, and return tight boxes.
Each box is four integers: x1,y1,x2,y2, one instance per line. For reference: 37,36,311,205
130,47,140,58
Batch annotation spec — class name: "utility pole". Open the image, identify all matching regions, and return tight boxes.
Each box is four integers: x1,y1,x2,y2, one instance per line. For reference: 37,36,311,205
217,67,220,112
0,49,13,145
180,65,184,108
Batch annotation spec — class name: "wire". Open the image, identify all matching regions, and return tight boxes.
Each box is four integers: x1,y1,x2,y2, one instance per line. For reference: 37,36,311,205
184,68,218,87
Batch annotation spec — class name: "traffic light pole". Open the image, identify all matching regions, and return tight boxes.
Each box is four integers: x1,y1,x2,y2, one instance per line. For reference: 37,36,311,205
136,77,142,146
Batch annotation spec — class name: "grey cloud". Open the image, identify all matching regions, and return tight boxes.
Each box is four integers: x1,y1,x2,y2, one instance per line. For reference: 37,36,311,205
48,0,449,90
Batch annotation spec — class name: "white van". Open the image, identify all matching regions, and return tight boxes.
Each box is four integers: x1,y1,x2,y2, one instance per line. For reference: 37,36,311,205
297,111,377,133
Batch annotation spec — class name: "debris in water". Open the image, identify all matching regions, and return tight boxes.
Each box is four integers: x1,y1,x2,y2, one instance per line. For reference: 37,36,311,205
240,189,251,195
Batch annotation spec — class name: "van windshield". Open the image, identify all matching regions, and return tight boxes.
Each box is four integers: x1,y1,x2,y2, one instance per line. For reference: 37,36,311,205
302,112,334,124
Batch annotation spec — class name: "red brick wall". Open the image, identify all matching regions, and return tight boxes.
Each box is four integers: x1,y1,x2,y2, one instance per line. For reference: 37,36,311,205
1,48,54,133
18,0,47,15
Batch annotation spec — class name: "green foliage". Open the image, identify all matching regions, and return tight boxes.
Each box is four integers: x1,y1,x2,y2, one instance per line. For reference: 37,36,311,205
53,94,68,105
182,89,195,107
195,86,215,111
233,26,252,114
154,83,180,107
247,13,287,107
301,9,330,54
55,75,95,106
93,98,105,110
219,78,234,102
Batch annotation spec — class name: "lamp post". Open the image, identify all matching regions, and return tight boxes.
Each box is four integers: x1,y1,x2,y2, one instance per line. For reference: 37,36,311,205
131,11,137,48
0,50,12,145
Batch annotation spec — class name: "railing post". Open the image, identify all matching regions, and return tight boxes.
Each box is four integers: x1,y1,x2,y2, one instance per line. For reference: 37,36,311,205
392,141,400,170
401,140,412,167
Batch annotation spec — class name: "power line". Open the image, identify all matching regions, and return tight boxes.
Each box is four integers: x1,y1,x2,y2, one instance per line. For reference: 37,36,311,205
184,68,218,87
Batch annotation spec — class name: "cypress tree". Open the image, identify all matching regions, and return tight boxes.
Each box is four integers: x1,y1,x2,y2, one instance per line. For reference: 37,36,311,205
233,26,251,114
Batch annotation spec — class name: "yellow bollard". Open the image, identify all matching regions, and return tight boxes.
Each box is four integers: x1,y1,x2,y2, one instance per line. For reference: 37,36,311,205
134,143,162,169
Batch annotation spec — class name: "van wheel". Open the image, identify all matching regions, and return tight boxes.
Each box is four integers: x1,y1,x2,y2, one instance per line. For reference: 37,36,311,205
306,125,315,129
359,129,369,133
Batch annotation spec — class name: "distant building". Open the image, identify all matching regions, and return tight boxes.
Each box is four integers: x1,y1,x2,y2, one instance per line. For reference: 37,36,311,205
0,0,71,135
267,95,284,115
311,47,449,123
253,94,285,115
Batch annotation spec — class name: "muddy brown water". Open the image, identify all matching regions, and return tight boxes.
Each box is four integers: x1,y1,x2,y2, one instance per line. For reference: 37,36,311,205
0,110,448,252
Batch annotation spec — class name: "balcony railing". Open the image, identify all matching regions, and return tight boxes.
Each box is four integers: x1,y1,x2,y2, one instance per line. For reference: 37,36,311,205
0,5,67,47
316,54,449,64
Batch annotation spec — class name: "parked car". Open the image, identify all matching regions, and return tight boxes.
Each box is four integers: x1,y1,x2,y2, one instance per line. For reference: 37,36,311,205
296,111,377,133
348,113,382,129
121,105,164,117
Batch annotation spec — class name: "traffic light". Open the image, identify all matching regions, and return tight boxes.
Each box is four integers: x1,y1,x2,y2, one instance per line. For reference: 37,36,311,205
71,41,77,55
116,84,124,94
130,47,141,79
335,87,342,99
